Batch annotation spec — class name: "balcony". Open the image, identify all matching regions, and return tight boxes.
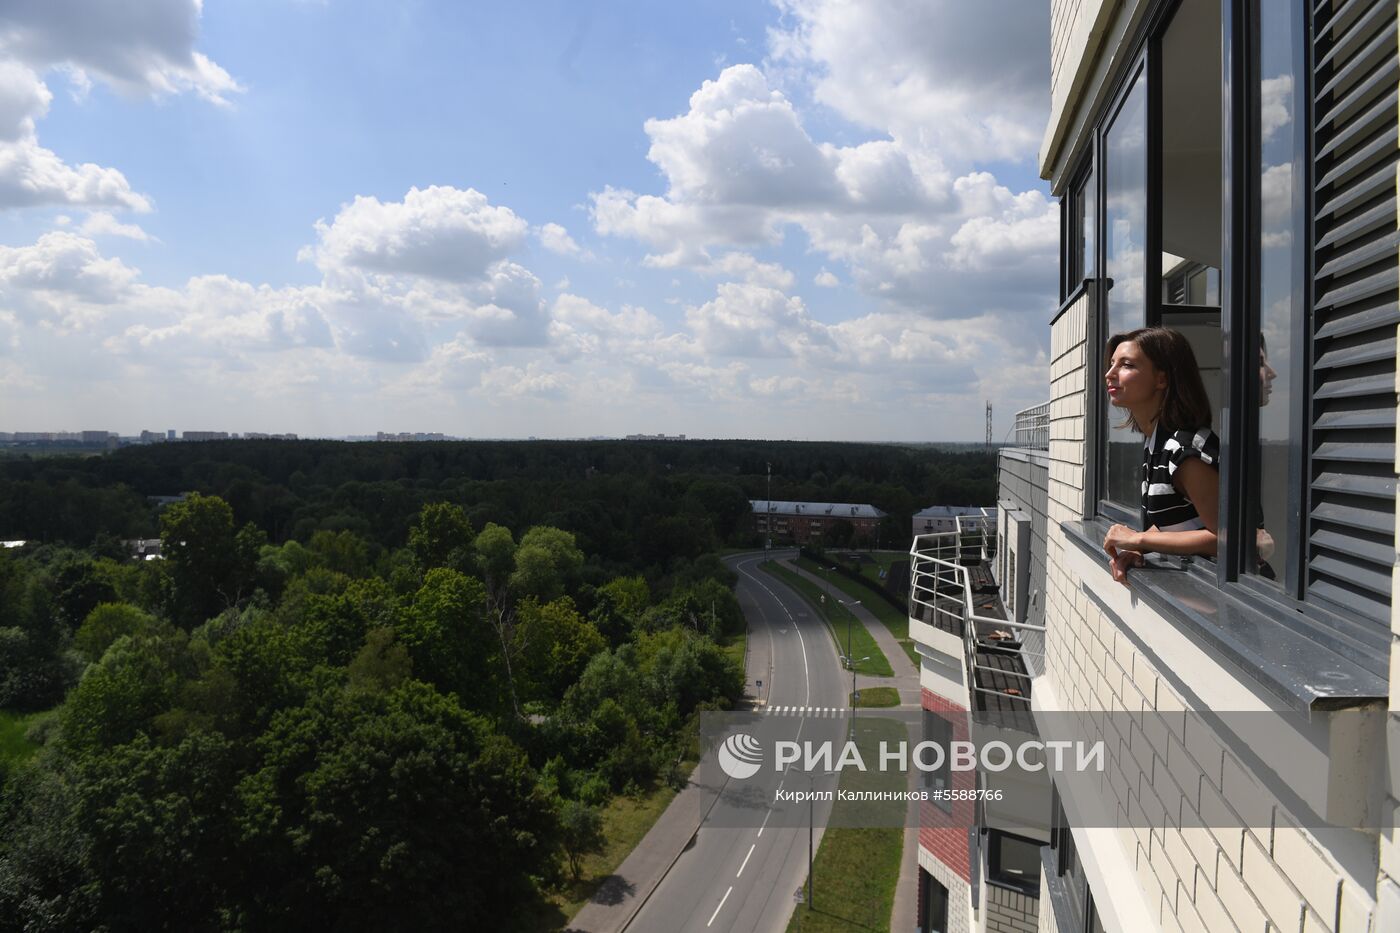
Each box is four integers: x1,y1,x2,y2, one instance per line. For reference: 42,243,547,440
908,515,1044,711
1012,401,1049,449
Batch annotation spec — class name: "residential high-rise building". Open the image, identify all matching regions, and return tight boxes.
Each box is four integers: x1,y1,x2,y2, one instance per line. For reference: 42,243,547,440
908,2,1398,931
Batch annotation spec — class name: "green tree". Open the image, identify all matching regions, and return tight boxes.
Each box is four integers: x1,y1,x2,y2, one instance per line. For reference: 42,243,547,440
235,680,558,929
74,602,160,662
68,731,239,927
309,529,372,578
473,522,516,605
636,627,743,717
558,798,605,881
509,526,583,603
346,627,412,693
514,597,606,704
408,502,475,575
400,569,493,708
60,630,191,754
160,494,260,627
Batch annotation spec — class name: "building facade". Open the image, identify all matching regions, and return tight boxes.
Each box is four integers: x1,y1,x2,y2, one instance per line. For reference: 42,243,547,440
750,499,886,546
910,1,1398,930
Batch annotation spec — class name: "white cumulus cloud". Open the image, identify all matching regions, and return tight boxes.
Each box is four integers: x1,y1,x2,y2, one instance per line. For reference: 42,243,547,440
308,186,529,283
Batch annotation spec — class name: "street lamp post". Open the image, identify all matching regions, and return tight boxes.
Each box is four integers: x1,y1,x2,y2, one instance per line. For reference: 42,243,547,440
850,654,870,733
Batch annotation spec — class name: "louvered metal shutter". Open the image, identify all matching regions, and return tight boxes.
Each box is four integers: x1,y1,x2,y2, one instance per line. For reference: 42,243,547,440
1308,0,1399,625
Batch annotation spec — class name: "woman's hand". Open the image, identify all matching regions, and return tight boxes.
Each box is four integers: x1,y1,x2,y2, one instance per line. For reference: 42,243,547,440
1103,523,1145,586
1109,549,1145,584
1102,523,1143,559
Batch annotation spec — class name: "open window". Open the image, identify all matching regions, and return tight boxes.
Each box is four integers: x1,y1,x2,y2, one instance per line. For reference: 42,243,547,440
1099,0,1224,521
1068,0,1397,657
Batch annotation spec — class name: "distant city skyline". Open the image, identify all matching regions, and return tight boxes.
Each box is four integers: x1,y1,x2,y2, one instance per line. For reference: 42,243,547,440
0,1,1054,442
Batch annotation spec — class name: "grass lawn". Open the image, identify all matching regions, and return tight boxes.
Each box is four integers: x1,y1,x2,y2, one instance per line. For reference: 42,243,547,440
721,629,748,678
784,716,906,932
0,709,45,766
760,561,893,677
851,686,900,708
795,556,917,669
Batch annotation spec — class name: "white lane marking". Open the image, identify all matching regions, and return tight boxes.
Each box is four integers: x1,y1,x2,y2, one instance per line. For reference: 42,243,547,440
737,843,756,877
707,886,733,927
757,808,771,837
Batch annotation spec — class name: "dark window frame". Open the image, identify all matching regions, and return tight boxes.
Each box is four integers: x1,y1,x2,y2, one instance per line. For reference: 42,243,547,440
919,867,950,933
1092,51,1152,526
1063,161,1096,300
985,828,1043,896
922,708,954,813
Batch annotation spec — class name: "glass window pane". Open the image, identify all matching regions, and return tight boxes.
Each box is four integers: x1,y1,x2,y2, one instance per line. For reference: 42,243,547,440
1248,0,1302,584
1102,69,1148,512
1082,169,1096,280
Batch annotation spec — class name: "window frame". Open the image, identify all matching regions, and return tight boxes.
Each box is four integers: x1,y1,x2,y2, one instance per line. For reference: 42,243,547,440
1226,0,1312,596
985,828,1042,896
1075,3,1269,557
1091,49,1153,526
1062,161,1096,300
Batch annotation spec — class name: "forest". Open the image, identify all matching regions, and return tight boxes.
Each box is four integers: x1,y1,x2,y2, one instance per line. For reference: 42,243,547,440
0,439,996,930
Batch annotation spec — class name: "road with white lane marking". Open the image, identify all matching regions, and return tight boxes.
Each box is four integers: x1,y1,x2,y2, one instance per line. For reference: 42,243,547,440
625,552,856,933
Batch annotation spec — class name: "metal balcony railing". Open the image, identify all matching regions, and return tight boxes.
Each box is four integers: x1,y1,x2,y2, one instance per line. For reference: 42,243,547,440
908,517,1045,707
1012,401,1050,449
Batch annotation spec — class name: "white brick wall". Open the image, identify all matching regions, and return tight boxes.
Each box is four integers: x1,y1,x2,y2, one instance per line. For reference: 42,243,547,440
987,884,1040,933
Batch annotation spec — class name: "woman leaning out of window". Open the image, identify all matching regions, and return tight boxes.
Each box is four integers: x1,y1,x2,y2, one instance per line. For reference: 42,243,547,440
1102,327,1219,584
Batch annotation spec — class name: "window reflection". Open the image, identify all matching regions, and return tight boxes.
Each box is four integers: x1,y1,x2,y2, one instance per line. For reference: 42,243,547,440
1248,3,1301,584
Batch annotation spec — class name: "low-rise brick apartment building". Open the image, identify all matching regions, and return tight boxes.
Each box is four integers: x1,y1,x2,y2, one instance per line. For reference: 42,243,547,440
750,499,886,546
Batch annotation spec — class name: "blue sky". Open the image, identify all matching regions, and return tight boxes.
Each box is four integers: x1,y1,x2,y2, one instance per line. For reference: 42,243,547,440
0,0,1055,440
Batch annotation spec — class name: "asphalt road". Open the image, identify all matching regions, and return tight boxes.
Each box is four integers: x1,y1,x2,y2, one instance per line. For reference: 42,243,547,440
626,551,855,933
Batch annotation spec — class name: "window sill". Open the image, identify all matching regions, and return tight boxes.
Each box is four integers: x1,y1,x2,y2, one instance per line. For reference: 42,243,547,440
1060,519,1387,712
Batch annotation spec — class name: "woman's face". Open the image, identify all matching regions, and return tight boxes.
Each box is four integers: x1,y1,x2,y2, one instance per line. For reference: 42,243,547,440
1105,340,1166,413
1259,348,1277,407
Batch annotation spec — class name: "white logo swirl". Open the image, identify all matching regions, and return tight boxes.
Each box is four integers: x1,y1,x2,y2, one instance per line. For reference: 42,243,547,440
718,732,764,780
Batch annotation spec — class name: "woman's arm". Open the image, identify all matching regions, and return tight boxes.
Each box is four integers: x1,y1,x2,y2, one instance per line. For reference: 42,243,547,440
1104,458,1219,558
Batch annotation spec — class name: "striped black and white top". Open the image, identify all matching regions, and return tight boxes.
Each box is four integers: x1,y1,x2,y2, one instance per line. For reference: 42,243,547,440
1141,425,1219,532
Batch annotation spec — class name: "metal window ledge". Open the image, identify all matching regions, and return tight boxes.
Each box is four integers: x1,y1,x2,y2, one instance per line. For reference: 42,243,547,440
1060,519,1388,713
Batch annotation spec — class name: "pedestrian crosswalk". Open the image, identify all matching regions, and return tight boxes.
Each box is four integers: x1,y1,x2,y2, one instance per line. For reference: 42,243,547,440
761,705,850,717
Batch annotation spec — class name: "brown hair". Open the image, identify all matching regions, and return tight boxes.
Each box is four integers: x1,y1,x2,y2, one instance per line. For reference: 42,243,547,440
1105,327,1212,435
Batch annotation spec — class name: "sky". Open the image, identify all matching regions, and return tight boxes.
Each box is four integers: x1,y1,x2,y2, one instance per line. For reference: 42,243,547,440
0,0,1057,441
